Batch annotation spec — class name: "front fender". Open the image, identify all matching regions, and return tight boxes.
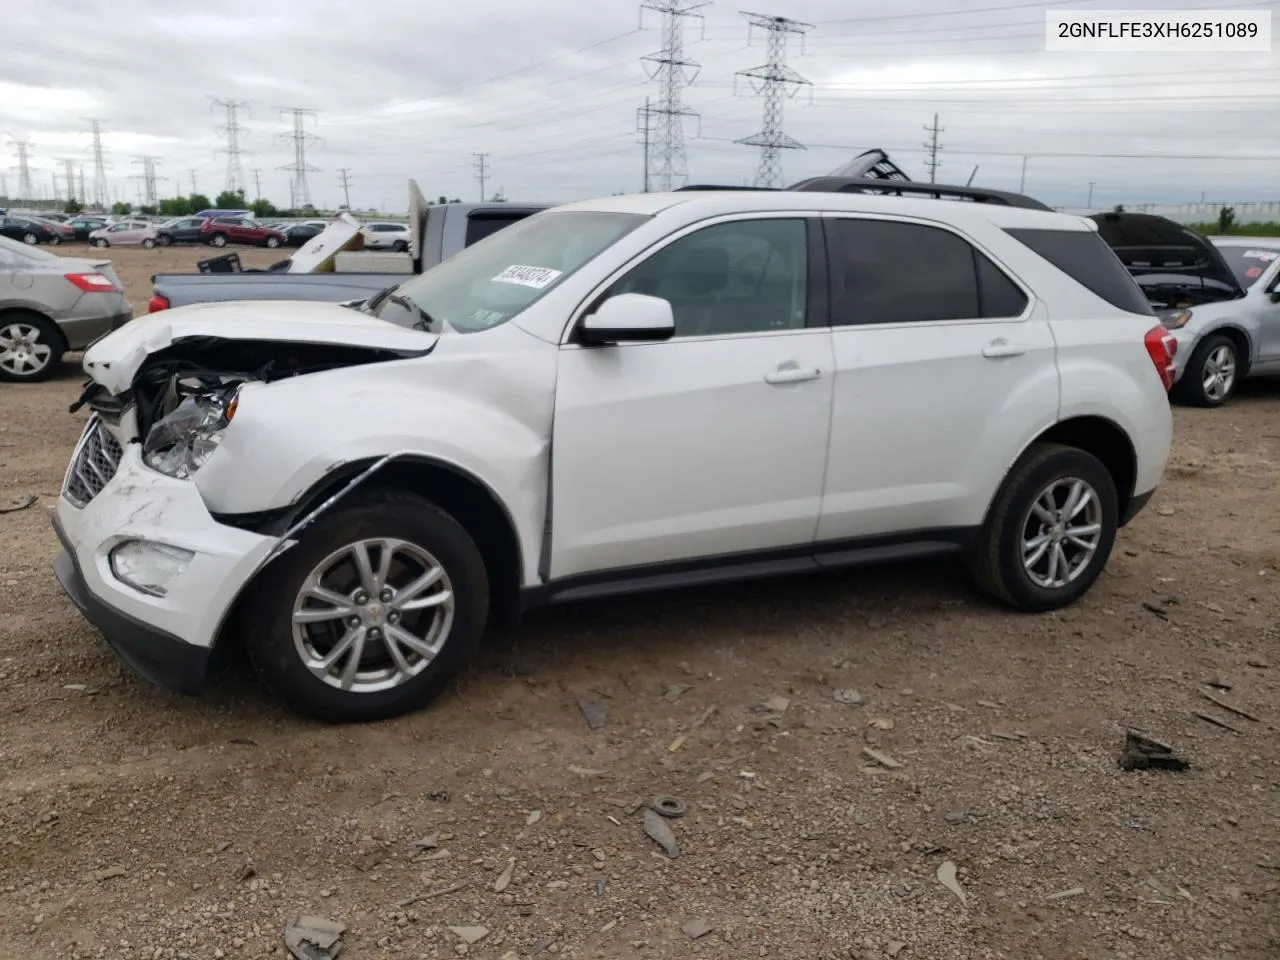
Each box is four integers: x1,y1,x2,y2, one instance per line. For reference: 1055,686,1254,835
1177,310,1259,371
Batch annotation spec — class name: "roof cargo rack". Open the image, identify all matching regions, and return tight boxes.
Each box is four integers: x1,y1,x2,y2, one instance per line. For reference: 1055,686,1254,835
786,177,1053,211
824,148,912,182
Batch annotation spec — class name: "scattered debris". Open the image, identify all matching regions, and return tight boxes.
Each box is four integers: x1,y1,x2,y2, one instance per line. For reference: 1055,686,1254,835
412,833,439,853
526,810,543,826
395,881,468,908
89,865,127,882
1199,690,1262,723
696,770,715,783
237,862,257,883
284,915,346,960
682,919,714,940
1192,711,1242,735
494,857,515,893
428,789,451,802
600,918,618,933
886,941,907,957
663,684,692,702
944,811,969,825
230,738,259,747
868,718,895,731
1203,678,1231,691
0,494,36,513
1156,505,1175,516
1141,602,1169,620
650,795,687,818
449,926,490,945
977,700,1000,710
691,705,718,729
862,747,904,769
568,765,605,777
834,689,863,706
577,697,608,730
1247,660,1270,670
668,735,686,753
643,808,681,858
213,841,233,854
354,847,390,872
936,861,968,907
1046,887,1086,901
420,849,451,862
989,730,1027,742
1118,729,1191,771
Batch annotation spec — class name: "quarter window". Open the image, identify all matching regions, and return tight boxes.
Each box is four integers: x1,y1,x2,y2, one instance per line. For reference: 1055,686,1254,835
827,218,1028,325
605,218,809,337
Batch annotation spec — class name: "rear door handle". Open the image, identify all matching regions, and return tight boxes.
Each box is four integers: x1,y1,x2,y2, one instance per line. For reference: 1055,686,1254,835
982,338,1028,358
765,365,822,385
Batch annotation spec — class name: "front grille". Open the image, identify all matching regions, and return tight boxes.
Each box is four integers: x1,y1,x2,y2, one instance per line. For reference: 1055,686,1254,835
63,417,124,507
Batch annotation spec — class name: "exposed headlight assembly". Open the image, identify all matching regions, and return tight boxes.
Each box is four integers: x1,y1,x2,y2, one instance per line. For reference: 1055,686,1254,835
142,389,239,478
1159,308,1193,330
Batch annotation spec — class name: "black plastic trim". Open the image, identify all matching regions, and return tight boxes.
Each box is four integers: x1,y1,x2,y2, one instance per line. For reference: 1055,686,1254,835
51,513,211,694
805,217,830,329
1120,488,1155,527
520,527,976,610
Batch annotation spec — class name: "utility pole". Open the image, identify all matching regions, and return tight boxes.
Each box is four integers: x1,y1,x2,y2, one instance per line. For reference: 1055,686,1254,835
640,0,709,192
636,96,653,192
252,167,263,200
7,136,33,200
81,118,110,209
923,113,944,182
966,165,979,186
275,107,322,208
1019,156,1028,193
735,12,814,188
211,97,250,196
190,169,198,195
473,153,489,201
337,167,353,209
1087,181,1095,207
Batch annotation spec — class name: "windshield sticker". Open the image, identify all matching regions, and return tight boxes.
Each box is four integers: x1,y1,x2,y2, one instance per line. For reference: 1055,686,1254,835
492,264,563,289
1246,266,1263,279
1242,249,1278,261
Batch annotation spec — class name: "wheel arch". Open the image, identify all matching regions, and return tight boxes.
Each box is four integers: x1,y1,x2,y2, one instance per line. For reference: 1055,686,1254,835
1197,323,1254,376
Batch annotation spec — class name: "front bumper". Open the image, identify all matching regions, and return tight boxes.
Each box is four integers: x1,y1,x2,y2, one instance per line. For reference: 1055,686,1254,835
52,420,279,693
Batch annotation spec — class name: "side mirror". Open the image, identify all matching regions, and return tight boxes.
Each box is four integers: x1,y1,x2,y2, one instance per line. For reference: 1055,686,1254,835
579,293,675,345
1269,288,1280,304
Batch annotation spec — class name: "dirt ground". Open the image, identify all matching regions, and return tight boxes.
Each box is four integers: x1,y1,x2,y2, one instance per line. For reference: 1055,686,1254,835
1,245,1277,960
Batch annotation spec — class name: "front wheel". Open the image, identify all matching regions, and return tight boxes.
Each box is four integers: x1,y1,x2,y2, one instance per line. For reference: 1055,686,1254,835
968,442,1118,612
93,238,109,248
22,232,38,245
210,233,228,247
245,490,489,723
265,236,281,248
1172,333,1239,407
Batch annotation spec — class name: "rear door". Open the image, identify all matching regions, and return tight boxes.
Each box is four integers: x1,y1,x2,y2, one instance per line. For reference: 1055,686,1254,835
816,214,1059,541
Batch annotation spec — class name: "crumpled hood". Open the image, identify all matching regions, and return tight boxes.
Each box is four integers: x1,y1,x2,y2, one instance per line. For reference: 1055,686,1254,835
82,299,437,394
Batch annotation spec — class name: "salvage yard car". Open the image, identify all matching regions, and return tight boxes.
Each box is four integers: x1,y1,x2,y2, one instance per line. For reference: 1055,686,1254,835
1090,212,1280,406
53,182,1176,722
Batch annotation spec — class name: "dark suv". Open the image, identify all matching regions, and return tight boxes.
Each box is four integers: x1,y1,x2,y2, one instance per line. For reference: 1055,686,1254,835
157,217,209,246
199,217,286,249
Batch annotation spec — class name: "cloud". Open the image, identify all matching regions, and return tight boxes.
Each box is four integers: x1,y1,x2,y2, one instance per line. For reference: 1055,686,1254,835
1,0,1275,213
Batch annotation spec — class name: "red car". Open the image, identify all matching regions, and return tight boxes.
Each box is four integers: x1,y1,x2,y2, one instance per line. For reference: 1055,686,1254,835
199,216,286,249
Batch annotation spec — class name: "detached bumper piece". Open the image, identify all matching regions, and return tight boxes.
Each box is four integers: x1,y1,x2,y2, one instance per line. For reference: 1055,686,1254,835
52,516,211,694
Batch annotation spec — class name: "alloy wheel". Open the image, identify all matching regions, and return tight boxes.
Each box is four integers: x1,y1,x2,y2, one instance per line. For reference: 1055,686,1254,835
1020,477,1104,589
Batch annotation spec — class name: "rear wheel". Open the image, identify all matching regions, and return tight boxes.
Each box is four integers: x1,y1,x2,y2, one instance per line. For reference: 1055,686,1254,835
157,234,172,247
1172,333,1239,407
391,239,408,252
265,235,281,248
968,442,1118,612
245,490,488,723
93,238,109,248
210,233,228,247
0,312,64,383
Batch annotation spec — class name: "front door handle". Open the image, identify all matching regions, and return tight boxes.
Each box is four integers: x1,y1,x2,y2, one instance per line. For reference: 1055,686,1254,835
982,338,1028,358
765,365,822,385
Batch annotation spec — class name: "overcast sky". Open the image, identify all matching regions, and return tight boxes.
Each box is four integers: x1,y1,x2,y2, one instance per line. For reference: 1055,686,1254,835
2,0,1276,213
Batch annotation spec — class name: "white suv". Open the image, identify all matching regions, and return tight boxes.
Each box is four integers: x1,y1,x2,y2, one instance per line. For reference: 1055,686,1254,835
52,183,1176,722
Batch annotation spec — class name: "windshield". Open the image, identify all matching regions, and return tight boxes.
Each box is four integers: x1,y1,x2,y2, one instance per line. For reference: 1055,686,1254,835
0,234,59,261
391,210,647,333
1216,244,1280,288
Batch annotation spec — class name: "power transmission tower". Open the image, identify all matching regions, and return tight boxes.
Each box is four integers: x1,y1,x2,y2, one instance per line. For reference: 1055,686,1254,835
923,113,944,182
82,118,110,209
337,167,353,209
735,13,813,188
131,155,165,206
211,97,251,196
7,136,33,200
640,0,709,192
636,96,654,192
190,169,198,195
473,153,489,201
252,167,263,200
275,107,322,208
78,168,86,204
52,171,60,204
0,173,7,199
58,159,82,202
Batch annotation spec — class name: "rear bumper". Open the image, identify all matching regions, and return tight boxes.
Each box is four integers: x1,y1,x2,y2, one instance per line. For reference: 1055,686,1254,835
53,514,212,693
60,306,132,351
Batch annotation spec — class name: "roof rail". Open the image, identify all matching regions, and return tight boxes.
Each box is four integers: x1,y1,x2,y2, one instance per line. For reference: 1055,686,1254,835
675,184,779,192
786,177,1054,211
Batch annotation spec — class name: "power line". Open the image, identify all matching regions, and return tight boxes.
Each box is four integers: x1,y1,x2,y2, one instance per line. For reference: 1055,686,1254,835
212,97,251,196
82,118,110,210
338,167,353,209
7,136,33,200
640,0,709,192
473,153,489,201
275,107,322,208
735,12,813,188
923,113,944,181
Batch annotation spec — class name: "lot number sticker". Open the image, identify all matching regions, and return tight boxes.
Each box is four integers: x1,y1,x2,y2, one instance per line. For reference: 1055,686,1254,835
1242,249,1278,261
492,264,563,289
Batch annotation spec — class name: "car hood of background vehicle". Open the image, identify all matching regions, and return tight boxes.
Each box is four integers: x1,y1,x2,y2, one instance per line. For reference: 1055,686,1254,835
1089,211,1246,306
82,299,437,393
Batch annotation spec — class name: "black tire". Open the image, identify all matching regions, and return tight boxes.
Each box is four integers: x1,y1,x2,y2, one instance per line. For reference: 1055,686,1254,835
94,238,109,248
265,235,281,248
1171,333,1239,408
50,235,61,245
0,311,65,383
22,232,38,245
157,234,172,247
391,239,408,253
245,489,489,723
210,233,228,247
968,442,1118,612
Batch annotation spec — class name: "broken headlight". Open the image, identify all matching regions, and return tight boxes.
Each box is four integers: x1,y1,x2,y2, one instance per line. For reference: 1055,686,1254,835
1159,308,1193,330
142,391,237,479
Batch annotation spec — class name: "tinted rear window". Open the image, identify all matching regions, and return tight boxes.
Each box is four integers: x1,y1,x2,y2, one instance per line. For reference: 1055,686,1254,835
1004,228,1154,316
465,214,531,247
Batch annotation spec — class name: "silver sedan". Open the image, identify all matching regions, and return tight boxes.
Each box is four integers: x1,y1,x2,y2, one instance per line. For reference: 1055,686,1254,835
0,235,133,382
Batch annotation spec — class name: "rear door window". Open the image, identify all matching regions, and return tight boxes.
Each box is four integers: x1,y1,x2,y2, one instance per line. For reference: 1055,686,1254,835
465,214,530,247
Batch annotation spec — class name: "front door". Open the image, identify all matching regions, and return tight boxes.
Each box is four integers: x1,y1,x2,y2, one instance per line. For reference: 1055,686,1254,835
816,214,1061,542
549,215,835,580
